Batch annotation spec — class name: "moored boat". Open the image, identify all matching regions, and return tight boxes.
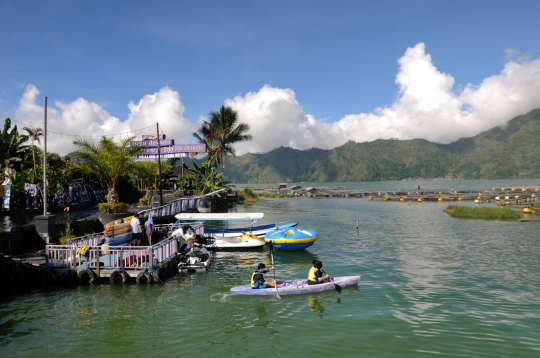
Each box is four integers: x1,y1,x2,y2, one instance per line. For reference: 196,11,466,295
213,232,265,249
171,226,265,250
230,275,360,295
264,227,318,251
178,246,211,272
173,213,298,238
103,216,134,245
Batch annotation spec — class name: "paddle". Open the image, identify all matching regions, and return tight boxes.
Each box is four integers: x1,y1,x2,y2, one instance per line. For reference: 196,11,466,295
268,242,281,299
323,269,342,294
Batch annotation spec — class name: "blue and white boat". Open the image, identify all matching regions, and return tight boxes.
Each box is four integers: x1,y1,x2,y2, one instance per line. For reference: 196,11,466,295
173,213,298,238
264,227,318,251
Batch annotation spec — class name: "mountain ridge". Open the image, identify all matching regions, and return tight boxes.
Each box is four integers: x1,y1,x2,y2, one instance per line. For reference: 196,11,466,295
186,108,540,183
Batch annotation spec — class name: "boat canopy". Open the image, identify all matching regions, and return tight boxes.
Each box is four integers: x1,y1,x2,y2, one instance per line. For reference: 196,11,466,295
174,213,265,221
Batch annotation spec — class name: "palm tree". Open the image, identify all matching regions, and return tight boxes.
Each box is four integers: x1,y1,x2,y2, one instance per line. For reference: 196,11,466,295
66,136,143,204
193,105,252,168
0,118,30,173
23,126,44,178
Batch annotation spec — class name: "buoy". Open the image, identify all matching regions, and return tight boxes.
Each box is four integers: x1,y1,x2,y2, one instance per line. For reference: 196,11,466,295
369,195,373,201
438,197,443,202
457,197,463,201
476,196,482,200
418,198,424,203
523,207,532,214
495,196,500,200
474,199,480,204
522,188,527,192
501,187,505,191
356,219,359,229
505,196,510,200
399,197,406,202
511,188,517,192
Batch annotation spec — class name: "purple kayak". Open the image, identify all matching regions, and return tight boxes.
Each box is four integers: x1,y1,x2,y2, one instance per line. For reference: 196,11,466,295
230,275,360,296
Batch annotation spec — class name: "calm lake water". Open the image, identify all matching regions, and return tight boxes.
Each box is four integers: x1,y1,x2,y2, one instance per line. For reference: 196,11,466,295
1,180,540,357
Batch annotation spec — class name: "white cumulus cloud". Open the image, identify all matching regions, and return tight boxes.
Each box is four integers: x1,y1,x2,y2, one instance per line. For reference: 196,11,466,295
226,43,540,154
14,85,196,155
13,43,540,157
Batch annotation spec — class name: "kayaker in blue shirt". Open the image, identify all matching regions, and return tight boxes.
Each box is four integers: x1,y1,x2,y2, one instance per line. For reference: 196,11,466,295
308,260,329,285
251,263,282,289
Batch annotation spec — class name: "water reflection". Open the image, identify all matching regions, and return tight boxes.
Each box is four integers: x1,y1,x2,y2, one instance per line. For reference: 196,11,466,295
307,297,326,318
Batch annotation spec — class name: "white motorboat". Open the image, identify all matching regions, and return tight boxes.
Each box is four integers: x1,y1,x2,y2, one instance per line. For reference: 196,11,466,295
212,232,265,249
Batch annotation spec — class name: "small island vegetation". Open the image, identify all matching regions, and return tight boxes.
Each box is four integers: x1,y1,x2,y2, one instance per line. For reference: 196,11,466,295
443,205,521,220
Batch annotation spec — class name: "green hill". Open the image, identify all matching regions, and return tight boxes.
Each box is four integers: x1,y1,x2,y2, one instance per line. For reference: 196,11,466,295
191,108,540,183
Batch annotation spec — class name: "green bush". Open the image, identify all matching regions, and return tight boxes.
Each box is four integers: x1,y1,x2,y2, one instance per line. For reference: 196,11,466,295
243,187,256,198
98,202,130,214
173,191,183,197
139,197,150,207
58,222,75,244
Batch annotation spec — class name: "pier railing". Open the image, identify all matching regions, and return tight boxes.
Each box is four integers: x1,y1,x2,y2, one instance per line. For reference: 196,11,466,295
137,189,225,220
47,235,180,271
67,233,106,247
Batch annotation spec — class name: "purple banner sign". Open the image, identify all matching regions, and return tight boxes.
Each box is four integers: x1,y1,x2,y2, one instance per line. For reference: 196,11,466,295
134,153,188,160
130,139,175,147
139,144,207,154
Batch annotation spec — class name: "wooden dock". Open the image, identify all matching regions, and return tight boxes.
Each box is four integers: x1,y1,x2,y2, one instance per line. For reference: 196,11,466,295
14,223,204,285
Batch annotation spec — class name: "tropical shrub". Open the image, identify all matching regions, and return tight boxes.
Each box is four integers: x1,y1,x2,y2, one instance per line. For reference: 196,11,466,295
67,136,143,205
98,202,130,214
58,222,75,245
139,197,150,207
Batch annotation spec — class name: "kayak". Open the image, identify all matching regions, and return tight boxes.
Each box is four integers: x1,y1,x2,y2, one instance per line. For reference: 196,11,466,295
230,275,360,296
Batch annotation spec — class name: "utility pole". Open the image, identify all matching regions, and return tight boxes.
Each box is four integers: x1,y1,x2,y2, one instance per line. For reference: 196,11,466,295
156,122,163,206
43,97,48,215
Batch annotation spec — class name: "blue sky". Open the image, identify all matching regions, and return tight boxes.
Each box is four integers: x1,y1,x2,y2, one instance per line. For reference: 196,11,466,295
1,1,540,155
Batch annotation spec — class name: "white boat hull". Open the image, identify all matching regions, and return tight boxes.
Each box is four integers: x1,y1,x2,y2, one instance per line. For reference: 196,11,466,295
214,237,265,249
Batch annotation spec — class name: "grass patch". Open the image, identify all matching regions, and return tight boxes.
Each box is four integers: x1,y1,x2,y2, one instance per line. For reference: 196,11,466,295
255,192,294,198
444,205,521,220
58,222,75,244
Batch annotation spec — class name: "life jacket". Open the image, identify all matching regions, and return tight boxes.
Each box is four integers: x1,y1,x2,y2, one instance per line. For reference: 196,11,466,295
308,266,319,283
77,244,89,256
251,271,265,288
